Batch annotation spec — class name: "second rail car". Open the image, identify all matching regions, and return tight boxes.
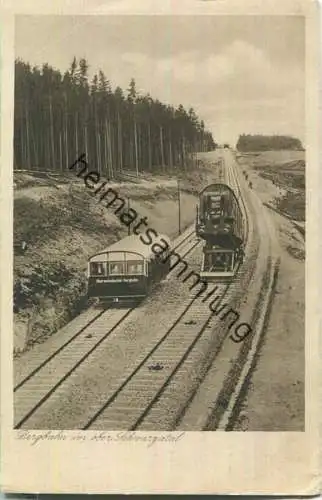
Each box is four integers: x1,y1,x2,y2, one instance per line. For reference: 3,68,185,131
196,183,244,249
196,183,245,281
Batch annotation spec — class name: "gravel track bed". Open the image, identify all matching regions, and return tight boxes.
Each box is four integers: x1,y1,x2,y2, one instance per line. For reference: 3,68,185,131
15,152,275,432
16,239,204,429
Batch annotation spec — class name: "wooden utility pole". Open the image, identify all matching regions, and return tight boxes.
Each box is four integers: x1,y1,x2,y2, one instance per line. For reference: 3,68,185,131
75,112,79,165
64,93,69,170
160,126,165,169
127,197,131,235
134,120,139,176
177,179,181,235
148,121,152,171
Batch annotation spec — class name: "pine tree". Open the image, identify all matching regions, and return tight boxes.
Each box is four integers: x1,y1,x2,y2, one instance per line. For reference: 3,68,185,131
13,57,217,174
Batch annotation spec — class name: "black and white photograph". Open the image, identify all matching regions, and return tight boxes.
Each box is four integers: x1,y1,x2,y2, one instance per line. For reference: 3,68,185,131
12,13,306,432
1,0,320,494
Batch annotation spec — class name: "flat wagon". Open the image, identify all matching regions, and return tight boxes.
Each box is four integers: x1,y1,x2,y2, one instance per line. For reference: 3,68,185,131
200,241,244,282
87,233,171,304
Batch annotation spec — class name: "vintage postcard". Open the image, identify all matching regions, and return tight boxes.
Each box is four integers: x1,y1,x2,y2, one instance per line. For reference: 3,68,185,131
1,0,320,494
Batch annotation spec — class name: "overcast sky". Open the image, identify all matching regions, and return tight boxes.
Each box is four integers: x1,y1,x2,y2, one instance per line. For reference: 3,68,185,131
15,15,305,146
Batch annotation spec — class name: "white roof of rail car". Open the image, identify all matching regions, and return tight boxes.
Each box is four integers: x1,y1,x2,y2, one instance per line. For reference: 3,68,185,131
89,233,171,262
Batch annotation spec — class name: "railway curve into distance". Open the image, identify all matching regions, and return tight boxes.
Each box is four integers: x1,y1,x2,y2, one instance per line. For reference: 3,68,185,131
179,149,279,430
14,148,279,431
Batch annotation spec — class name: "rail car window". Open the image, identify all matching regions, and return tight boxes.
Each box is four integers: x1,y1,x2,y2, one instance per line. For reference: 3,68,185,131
206,252,233,272
209,216,220,224
127,262,144,274
90,262,106,276
209,204,221,213
109,262,125,275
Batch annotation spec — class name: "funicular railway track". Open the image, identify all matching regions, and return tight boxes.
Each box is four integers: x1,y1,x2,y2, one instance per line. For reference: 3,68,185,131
16,262,234,431
15,155,251,431
14,228,200,429
73,158,253,431
80,156,253,431
82,281,232,431
15,151,278,431
177,151,279,430
212,154,278,430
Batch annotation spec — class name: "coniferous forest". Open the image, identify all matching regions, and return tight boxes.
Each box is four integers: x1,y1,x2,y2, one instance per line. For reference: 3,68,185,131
14,57,217,176
236,134,304,152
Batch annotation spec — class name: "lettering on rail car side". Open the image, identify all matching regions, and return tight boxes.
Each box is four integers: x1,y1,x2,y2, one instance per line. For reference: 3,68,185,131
96,278,139,283
70,154,252,343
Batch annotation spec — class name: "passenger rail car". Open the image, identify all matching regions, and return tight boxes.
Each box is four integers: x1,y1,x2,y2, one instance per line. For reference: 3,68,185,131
196,183,243,248
87,234,171,304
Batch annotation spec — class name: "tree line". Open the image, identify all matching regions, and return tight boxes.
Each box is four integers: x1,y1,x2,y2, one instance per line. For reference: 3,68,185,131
236,134,304,152
14,57,217,177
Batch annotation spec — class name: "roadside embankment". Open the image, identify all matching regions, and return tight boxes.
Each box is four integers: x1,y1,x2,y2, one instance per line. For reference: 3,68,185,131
233,150,305,430
236,150,305,223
